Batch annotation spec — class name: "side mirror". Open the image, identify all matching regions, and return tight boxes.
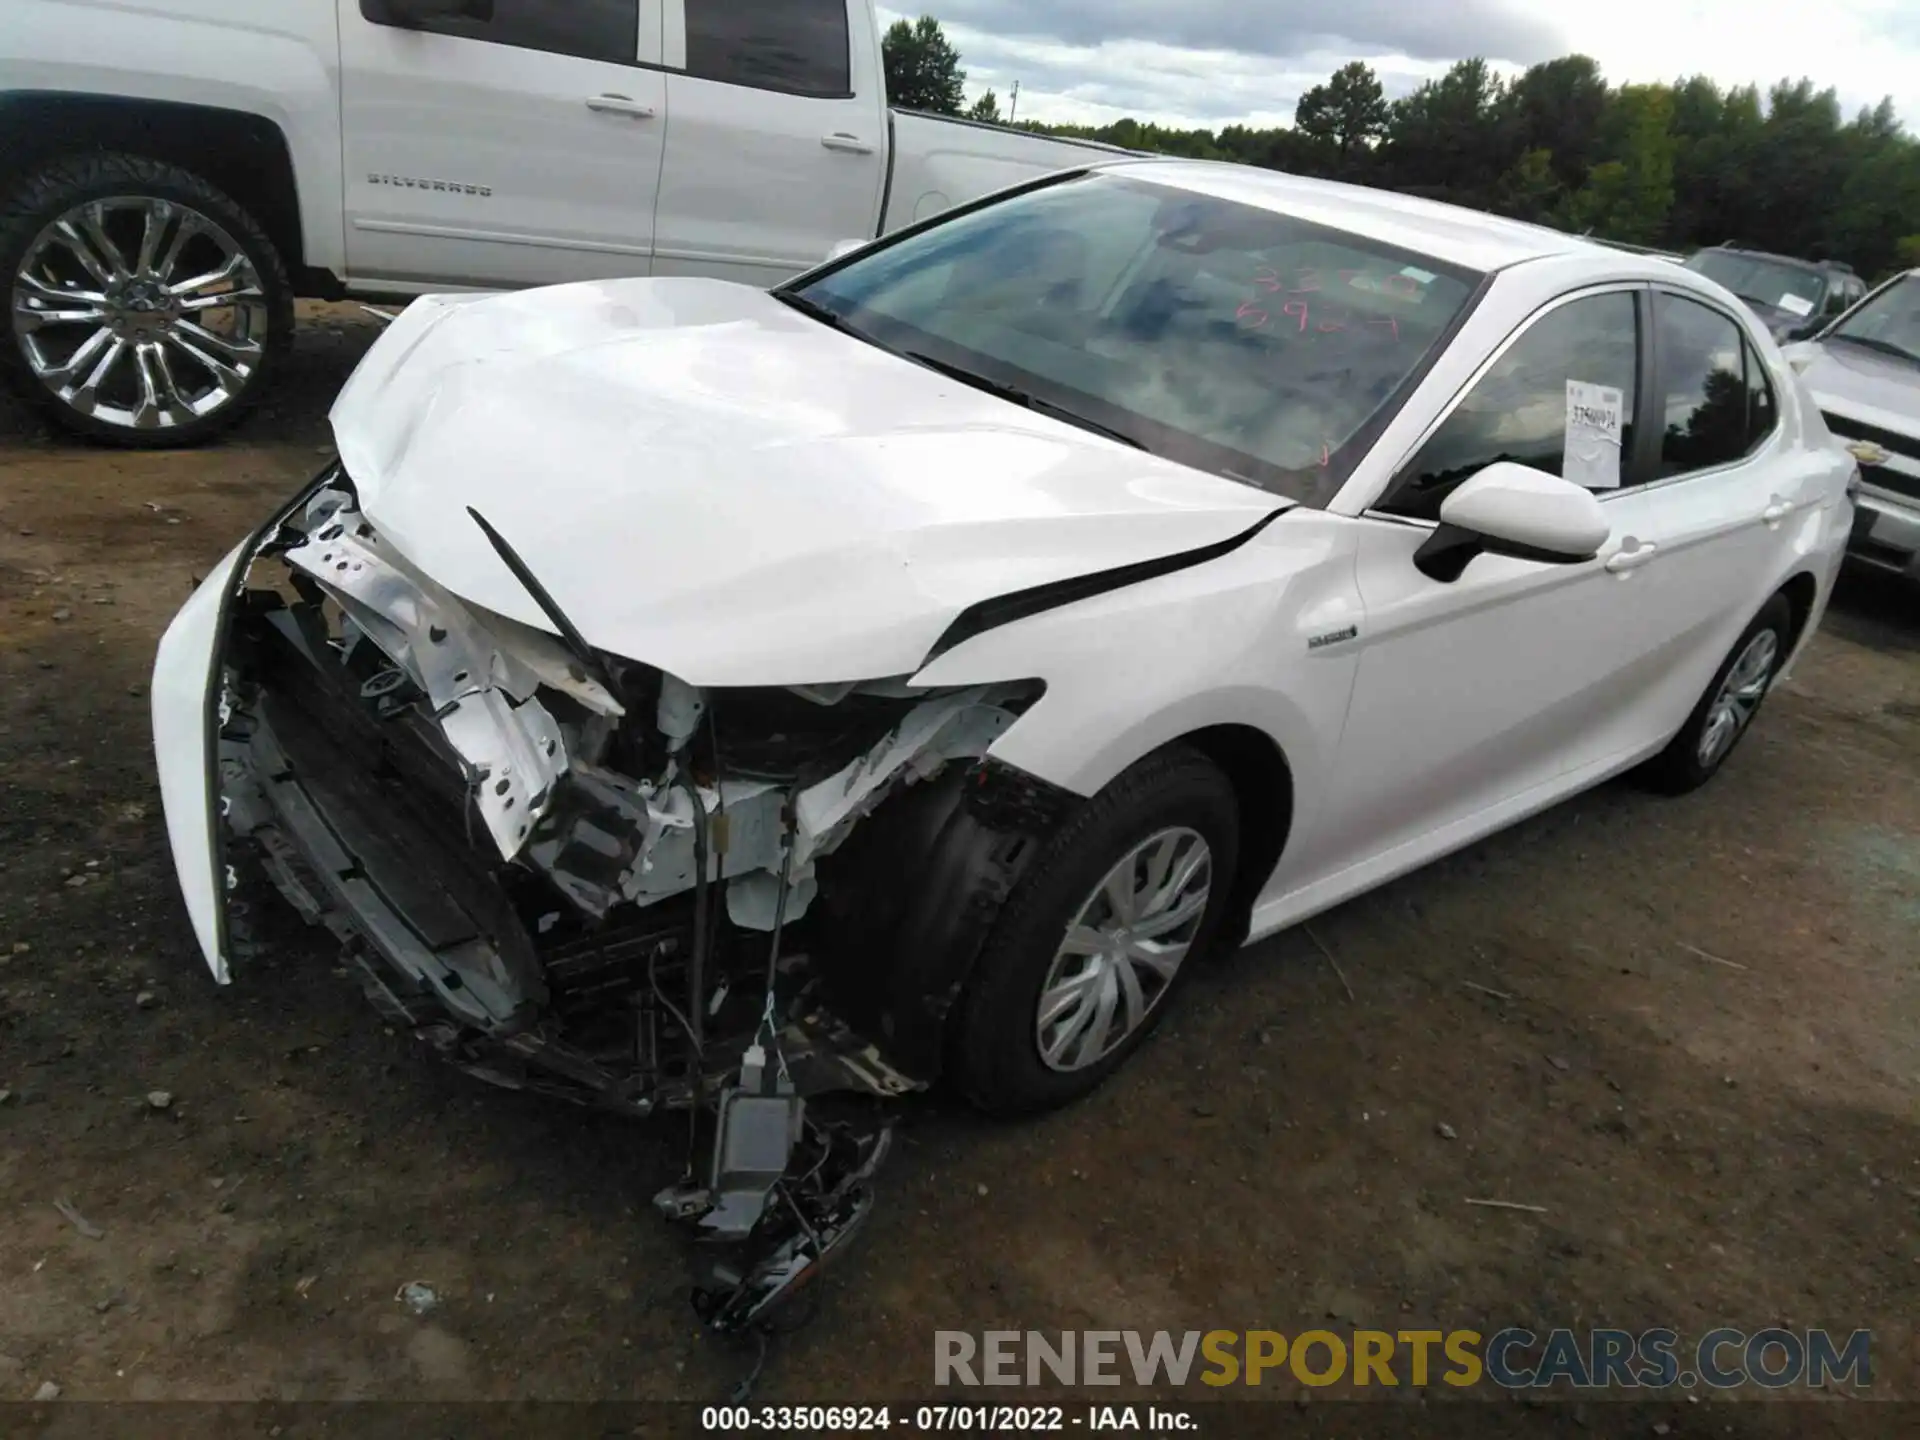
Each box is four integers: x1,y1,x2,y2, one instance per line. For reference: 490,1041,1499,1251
1415,462,1611,583
825,238,867,263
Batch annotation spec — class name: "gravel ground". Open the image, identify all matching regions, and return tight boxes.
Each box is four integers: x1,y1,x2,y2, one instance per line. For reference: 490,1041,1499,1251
0,307,1916,1434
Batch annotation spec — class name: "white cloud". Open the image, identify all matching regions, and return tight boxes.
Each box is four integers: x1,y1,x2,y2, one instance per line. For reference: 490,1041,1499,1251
941,29,1454,130
1557,0,1918,123
880,1,1920,133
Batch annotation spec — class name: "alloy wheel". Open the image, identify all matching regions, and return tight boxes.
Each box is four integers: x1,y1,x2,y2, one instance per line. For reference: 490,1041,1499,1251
1035,826,1213,1073
1696,628,1780,769
11,195,270,433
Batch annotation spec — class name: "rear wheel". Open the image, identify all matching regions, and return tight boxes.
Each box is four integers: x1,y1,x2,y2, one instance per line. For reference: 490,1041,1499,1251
950,745,1240,1117
1,153,293,447
1639,593,1793,795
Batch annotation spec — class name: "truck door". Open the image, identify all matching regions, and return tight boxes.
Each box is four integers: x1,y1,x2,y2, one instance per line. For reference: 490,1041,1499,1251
651,0,888,286
338,0,669,292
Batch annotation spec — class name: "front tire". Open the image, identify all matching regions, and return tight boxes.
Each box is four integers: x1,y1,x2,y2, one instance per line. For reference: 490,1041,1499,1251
1,153,294,447
950,745,1241,1117
1639,593,1793,795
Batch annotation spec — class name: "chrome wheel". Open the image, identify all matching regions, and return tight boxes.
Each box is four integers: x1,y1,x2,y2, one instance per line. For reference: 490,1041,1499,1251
11,195,269,433
1035,827,1212,1073
1697,628,1779,769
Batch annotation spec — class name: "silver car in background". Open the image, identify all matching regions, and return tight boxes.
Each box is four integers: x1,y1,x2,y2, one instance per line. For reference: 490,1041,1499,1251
1784,269,1920,581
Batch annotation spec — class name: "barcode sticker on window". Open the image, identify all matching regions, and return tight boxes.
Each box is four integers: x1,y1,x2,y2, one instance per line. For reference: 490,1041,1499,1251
1565,379,1624,490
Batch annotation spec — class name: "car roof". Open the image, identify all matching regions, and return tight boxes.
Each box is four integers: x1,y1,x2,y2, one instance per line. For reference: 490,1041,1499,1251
1091,157,1621,273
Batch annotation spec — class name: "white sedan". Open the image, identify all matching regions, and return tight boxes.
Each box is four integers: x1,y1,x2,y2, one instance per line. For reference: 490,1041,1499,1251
151,159,1852,1324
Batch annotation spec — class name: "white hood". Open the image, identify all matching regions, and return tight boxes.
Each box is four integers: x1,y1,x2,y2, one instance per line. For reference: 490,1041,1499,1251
329,279,1282,687
1787,337,1920,433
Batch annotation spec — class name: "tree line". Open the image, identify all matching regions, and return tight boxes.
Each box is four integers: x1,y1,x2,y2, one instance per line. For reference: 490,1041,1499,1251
883,17,1920,281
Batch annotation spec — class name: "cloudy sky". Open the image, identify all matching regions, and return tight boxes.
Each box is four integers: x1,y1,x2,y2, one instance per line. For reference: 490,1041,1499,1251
878,1,1920,135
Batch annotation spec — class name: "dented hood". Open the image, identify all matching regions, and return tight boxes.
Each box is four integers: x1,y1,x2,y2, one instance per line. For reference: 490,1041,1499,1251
329,278,1283,686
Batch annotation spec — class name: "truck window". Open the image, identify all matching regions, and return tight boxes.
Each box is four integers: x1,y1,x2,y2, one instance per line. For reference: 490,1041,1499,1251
359,0,639,66
684,0,851,97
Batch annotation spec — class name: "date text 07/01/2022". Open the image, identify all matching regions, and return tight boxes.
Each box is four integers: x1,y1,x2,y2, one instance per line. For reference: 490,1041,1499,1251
699,1404,1196,1431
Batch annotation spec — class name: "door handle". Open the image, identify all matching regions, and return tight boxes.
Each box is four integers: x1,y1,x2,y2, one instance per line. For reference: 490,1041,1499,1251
1604,540,1658,574
821,132,875,154
1761,499,1792,525
586,94,656,118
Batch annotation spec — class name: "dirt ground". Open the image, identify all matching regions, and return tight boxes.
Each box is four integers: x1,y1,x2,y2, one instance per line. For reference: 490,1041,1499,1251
1,305,1917,1432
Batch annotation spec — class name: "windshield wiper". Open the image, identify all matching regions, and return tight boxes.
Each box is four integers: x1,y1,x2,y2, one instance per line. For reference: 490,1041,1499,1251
899,350,1146,450
1828,333,1920,365
771,289,875,343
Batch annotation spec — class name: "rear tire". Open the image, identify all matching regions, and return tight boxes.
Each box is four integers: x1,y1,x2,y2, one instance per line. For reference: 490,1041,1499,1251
1,152,294,447
950,745,1241,1117
1639,594,1793,795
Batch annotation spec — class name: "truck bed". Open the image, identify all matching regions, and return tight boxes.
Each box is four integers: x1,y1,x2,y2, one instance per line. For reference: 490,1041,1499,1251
882,109,1138,233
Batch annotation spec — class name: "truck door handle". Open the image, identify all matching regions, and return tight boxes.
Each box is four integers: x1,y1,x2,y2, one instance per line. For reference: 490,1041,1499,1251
821,133,875,154
1761,499,1792,525
1604,540,1658,574
586,94,656,118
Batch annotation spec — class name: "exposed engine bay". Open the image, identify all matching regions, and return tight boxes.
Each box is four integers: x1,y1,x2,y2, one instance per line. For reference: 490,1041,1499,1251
211,475,1076,1331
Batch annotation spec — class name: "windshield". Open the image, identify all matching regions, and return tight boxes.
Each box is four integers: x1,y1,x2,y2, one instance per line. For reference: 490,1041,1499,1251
1828,273,1920,362
1685,251,1828,317
785,173,1483,505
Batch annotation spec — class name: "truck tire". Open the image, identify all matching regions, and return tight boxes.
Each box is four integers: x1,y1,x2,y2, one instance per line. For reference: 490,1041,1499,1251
1,152,294,447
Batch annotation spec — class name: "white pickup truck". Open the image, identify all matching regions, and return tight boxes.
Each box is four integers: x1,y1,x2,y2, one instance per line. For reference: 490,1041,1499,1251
0,0,1122,445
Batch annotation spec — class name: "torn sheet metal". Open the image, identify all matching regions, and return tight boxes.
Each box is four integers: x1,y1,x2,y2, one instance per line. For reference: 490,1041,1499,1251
721,686,1017,929
282,493,620,861
609,686,1019,931
282,493,1026,940
790,686,1013,866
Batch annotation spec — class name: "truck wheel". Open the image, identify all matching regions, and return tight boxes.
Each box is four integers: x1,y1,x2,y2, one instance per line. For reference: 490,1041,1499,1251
1,153,293,447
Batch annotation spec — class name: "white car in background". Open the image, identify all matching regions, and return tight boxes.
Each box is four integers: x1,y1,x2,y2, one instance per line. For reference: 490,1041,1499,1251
1783,268,1920,581
151,161,1854,1329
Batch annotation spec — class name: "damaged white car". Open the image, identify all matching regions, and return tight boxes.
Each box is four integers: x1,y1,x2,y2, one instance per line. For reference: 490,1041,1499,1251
152,161,1853,1329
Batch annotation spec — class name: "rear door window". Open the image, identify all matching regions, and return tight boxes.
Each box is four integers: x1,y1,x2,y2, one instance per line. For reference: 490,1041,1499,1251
1654,293,1773,478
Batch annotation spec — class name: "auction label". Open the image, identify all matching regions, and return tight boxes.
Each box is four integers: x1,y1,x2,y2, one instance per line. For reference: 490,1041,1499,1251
1564,379,1624,490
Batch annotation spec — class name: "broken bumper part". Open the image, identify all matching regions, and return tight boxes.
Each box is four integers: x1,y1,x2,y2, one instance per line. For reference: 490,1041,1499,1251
152,538,251,982
149,471,1075,1330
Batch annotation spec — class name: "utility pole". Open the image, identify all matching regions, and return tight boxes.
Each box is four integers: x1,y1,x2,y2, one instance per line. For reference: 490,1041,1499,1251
1009,80,1020,123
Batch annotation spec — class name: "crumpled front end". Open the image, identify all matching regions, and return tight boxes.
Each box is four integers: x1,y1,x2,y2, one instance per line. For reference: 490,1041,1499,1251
151,465,1077,1329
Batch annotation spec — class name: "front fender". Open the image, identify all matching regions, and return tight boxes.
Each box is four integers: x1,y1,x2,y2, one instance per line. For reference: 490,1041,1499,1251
910,511,1363,829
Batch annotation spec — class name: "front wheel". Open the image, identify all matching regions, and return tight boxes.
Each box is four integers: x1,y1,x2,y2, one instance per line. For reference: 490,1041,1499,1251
1,153,294,447
950,745,1241,1117
1639,593,1793,795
